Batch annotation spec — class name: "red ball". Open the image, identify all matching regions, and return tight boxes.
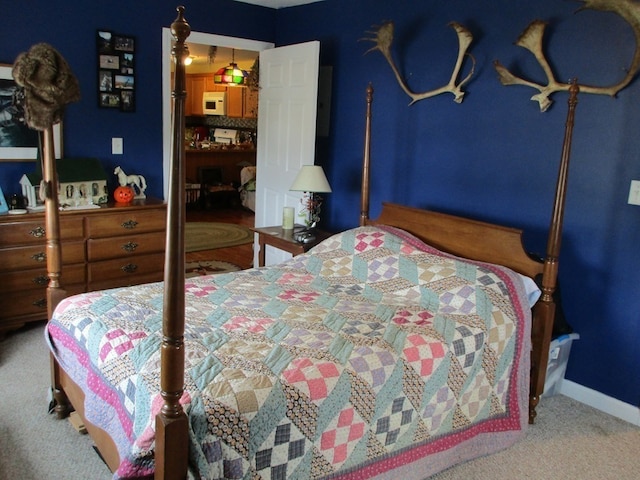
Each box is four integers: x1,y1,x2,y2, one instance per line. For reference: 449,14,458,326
114,186,135,203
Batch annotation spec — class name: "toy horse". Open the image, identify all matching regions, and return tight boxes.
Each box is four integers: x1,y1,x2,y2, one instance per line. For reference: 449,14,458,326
114,166,147,199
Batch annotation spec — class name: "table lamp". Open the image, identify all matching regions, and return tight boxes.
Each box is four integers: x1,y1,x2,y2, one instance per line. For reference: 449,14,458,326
289,165,332,232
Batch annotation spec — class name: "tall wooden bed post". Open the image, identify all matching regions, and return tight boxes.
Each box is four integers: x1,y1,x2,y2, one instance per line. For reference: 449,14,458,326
11,43,79,418
359,84,374,226
43,124,69,417
155,6,190,479
359,82,579,423
529,80,579,422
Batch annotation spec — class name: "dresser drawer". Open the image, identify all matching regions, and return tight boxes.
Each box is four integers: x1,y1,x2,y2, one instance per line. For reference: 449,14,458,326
1,264,85,293
0,241,85,272
87,252,165,286
0,217,84,247
0,284,85,321
86,209,166,238
87,231,166,262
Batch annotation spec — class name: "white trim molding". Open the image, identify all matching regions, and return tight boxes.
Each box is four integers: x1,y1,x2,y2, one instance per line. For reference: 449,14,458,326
561,380,640,427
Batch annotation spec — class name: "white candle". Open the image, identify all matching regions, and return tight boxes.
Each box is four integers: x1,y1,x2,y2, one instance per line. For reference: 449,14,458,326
282,206,295,230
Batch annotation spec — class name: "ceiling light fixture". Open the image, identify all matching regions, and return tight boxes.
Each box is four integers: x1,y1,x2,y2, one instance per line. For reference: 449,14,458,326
214,49,248,86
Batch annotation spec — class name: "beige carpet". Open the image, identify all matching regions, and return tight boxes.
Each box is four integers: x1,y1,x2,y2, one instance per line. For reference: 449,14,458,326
185,260,241,277
185,222,253,252
1,325,639,479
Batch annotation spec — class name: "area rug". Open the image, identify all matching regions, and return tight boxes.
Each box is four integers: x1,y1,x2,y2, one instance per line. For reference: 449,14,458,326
185,260,242,278
185,222,253,252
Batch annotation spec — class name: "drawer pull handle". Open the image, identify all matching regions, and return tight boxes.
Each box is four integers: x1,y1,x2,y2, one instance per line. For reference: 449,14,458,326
122,220,138,229
33,275,49,285
30,226,46,238
122,263,138,273
32,252,46,263
122,241,138,252
33,298,47,308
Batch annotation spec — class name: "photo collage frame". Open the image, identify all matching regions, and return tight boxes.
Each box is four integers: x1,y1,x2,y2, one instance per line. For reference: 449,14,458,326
97,30,135,112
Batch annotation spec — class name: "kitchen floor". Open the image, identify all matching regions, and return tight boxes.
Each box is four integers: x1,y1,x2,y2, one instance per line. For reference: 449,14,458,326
186,205,255,270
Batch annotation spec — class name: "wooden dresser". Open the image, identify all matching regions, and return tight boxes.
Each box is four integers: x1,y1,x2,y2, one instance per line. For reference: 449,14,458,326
0,198,166,335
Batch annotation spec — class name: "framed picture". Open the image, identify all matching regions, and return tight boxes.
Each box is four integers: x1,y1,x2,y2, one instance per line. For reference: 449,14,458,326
97,30,135,112
114,35,135,52
0,64,63,162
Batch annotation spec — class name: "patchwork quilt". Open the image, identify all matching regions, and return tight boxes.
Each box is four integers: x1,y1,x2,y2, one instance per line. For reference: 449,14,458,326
46,226,531,480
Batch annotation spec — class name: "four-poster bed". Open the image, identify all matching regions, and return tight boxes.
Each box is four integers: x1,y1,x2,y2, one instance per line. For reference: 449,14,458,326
40,6,575,480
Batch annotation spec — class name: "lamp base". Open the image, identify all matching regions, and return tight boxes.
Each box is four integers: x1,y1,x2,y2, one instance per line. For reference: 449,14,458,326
294,228,316,243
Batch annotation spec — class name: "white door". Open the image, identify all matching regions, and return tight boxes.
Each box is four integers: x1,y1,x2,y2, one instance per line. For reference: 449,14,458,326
254,41,320,266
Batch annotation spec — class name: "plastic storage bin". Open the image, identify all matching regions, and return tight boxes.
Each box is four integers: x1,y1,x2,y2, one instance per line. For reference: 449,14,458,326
543,333,580,397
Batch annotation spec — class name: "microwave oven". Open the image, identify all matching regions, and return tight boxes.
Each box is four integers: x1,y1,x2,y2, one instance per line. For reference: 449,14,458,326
202,92,226,115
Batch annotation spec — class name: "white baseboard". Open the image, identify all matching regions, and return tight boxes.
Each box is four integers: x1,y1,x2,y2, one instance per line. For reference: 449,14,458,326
560,379,640,427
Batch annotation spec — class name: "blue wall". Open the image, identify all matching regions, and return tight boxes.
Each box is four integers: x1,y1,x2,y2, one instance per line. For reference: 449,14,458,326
0,0,274,198
1,0,638,408
278,0,640,408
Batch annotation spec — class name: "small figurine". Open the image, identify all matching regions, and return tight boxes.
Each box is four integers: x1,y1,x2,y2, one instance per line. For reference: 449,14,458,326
114,166,147,199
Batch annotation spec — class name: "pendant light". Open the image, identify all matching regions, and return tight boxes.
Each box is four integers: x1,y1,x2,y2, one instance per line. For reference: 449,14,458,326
214,49,248,86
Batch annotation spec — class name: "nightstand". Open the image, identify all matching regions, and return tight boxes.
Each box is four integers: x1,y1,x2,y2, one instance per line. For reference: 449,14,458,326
251,226,332,267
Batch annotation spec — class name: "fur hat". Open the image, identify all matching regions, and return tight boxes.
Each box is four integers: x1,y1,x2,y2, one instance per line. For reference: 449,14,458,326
12,43,80,131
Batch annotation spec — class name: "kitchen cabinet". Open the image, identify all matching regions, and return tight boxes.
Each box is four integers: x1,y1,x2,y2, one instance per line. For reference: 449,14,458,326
226,87,243,118
244,88,259,118
185,74,256,118
185,74,206,116
185,74,223,116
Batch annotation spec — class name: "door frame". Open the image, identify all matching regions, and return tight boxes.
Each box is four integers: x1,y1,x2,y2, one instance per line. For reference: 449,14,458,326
161,28,274,199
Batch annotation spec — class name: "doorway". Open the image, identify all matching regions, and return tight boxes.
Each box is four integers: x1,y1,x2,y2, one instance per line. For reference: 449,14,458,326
161,28,274,199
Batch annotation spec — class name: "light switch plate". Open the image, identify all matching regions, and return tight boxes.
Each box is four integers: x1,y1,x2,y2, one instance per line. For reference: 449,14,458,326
112,137,123,155
628,180,640,206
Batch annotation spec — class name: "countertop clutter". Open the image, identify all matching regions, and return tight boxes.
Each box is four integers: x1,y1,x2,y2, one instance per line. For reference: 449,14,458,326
185,126,256,151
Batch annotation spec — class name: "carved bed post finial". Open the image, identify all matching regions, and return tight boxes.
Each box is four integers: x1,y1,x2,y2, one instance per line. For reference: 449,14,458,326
360,84,374,226
155,6,190,479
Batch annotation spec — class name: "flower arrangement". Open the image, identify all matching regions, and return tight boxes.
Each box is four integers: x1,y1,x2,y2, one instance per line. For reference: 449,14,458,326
298,192,323,228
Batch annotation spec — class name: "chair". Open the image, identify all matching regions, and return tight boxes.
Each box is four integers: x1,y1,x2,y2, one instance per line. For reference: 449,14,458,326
198,167,238,209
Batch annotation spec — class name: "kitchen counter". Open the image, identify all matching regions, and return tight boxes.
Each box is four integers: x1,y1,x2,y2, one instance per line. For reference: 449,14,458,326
186,147,255,154
185,147,256,185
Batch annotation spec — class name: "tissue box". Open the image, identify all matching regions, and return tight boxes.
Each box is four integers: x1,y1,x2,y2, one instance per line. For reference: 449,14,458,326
543,333,580,397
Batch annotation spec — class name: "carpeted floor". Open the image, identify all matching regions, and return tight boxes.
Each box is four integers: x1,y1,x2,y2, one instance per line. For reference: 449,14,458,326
2,325,638,479
185,222,253,252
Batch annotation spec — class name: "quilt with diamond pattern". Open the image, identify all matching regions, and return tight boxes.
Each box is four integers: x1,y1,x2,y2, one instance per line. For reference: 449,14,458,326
46,225,531,479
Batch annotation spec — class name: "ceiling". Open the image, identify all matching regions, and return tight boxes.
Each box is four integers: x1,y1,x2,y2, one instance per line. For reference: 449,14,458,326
185,44,259,73
185,0,323,72
230,0,324,8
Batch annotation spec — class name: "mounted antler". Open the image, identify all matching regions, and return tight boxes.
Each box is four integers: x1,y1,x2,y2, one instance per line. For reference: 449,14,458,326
362,21,475,105
494,0,640,111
